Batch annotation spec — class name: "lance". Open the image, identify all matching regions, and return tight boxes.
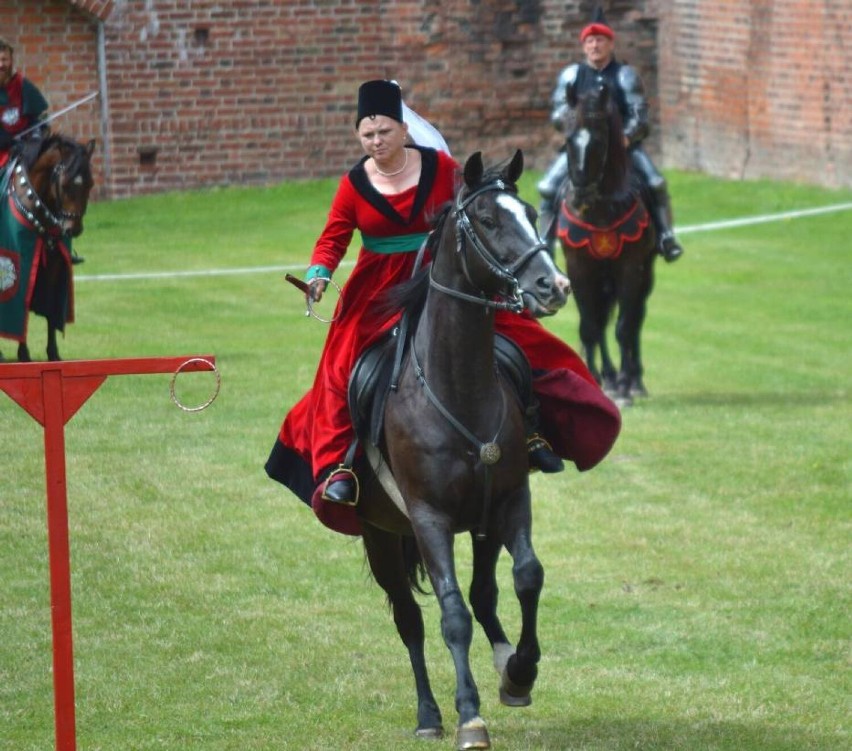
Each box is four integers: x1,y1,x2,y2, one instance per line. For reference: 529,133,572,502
15,91,100,139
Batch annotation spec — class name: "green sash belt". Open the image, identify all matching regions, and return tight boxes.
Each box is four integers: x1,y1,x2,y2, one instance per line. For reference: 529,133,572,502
361,232,429,254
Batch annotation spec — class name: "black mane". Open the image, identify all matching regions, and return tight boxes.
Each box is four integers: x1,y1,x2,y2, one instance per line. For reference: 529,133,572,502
573,87,638,199
371,199,454,327
17,132,92,180
372,158,518,328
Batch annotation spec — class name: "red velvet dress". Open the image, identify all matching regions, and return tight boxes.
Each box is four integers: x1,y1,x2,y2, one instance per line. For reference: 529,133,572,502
266,146,620,519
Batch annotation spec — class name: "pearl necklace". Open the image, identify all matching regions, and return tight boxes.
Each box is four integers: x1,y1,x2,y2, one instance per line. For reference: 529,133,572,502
374,148,408,178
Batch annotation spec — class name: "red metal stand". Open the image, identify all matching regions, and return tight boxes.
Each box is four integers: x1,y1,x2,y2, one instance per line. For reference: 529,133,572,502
0,356,216,751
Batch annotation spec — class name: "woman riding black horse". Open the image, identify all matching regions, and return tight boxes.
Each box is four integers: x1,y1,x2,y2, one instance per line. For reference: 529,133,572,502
265,79,621,748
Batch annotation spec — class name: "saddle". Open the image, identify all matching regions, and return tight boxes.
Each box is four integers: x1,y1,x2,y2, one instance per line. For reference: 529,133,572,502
347,323,532,452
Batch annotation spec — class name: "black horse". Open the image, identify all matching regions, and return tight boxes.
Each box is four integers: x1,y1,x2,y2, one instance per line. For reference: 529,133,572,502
556,84,656,405
352,151,569,749
0,133,95,362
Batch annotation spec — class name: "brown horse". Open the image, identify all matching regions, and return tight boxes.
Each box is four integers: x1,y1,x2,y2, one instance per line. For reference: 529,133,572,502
0,133,95,362
556,84,656,406
352,151,570,749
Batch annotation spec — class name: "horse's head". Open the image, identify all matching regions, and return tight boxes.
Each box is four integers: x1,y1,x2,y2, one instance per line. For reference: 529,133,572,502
451,150,569,317
565,84,627,209
22,135,96,237
48,138,96,237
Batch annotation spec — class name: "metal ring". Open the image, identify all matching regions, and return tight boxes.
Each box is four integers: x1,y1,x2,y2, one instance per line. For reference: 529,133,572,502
169,358,221,412
306,278,342,323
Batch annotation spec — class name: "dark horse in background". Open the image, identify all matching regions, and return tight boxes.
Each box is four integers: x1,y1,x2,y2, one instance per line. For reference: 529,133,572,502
352,151,569,749
556,84,656,406
0,133,95,362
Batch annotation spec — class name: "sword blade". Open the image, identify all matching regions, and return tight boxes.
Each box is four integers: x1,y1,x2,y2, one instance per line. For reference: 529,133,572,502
15,91,100,139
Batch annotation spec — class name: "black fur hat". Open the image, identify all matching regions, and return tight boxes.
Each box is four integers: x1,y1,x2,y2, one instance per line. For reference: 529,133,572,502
355,79,403,128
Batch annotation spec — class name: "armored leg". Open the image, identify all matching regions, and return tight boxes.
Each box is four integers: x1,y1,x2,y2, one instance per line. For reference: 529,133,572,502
632,149,684,263
536,153,568,257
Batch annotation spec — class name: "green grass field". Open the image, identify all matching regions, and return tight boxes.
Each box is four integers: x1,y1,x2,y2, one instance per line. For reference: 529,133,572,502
2,166,850,750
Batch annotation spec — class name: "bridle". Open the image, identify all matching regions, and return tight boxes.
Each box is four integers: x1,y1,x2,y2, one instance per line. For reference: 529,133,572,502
415,176,549,538
50,158,88,224
8,143,90,235
567,102,611,208
428,179,549,314
569,131,607,207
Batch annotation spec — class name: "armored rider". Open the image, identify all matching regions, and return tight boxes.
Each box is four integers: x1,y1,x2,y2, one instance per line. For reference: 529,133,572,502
0,36,49,170
538,8,684,263
0,36,84,264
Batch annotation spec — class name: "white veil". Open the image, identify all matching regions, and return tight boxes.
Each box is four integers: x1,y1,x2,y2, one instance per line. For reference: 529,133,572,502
402,101,451,155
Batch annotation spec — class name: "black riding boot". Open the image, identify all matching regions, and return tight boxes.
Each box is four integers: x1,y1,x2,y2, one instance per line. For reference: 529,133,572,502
496,336,566,474
526,397,564,474
651,187,684,263
528,433,564,473
321,465,359,506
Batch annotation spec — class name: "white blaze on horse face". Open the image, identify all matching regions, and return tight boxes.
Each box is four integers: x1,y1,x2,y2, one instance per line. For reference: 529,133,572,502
496,194,539,245
574,128,591,170
495,193,569,311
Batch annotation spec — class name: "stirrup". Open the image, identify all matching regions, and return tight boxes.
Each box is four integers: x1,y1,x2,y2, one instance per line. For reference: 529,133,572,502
527,433,564,474
321,465,360,506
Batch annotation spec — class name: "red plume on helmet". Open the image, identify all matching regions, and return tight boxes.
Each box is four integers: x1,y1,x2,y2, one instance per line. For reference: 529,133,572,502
580,6,615,42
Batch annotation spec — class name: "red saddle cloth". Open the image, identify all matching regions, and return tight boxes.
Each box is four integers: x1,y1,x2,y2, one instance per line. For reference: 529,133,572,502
558,199,650,260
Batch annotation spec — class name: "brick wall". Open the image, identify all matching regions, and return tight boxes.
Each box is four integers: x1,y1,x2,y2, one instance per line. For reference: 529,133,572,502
659,0,850,186
3,0,104,188
95,0,671,197
8,1,848,198
99,0,644,197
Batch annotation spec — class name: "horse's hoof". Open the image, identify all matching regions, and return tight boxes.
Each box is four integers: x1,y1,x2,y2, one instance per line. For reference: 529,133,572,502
630,383,649,398
456,716,490,750
499,670,533,707
415,726,444,740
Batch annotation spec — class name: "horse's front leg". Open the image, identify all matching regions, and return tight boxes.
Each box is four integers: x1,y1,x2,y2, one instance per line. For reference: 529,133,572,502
469,533,516,682
566,255,608,386
46,323,61,361
361,524,443,739
614,262,651,403
17,340,32,362
497,491,543,706
414,516,489,750
598,333,618,396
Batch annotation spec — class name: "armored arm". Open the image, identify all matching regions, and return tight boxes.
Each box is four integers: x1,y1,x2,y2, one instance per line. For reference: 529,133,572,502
550,64,580,133
618,65,650,146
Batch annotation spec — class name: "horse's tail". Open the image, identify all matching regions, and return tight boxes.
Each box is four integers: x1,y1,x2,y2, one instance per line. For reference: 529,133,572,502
402,536,430,595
